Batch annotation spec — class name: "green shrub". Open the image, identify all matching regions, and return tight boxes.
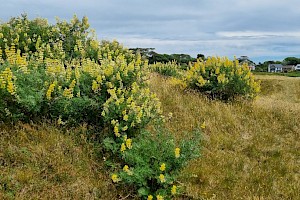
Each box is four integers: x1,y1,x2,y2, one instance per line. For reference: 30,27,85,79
150,61,182,78
0,47,161,129
0,14,98,62
185,57,261,100
103,128,201,199
0,14,161,130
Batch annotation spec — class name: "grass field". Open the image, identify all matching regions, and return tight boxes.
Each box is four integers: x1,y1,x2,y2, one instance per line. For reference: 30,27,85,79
0,124,117,199
253,71,300,77
150,74,300,199
1,74,299,199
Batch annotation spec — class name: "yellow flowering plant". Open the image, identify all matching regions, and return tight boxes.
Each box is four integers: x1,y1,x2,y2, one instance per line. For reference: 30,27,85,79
185,57,260,100
0,14,97,62
103,128,201,199
149,61,183,78
0,14,161,127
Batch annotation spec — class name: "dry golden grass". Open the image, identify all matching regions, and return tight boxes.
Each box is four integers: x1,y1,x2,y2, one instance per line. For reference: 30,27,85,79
149,73,300,200
0,123,117,200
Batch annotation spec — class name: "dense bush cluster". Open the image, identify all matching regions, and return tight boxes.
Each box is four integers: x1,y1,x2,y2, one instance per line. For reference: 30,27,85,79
0,30,159,130
104,128,201,199
149,61,182,78
152,57,261,101
0,13,97,61
0,15,202,199
185,57,260,100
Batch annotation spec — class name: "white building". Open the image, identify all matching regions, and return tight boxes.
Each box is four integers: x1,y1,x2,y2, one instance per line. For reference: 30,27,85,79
268,64,283,72
268,64,295,72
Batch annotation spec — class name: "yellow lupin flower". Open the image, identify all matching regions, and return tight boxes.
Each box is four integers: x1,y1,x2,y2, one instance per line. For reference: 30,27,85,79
7,81,15,95
197,75,206,86
120,143,126,153
171,185,177,195
111,174,120,183
215,67,220,75
123,165,133,175
123,165,129,172
159,163,166,171
175,148,180,158
123,135,127,141
122,126,128,131
201,121,206,129
126,138,132,149
147,195,153,200
114,125,120,137
46,82,56,100
159,174,166,183
123,114,129,121
92,80,99,92
116,72,121,80
217,73,226,84
131,121,135,127
156,195,164,200
168,112,173,119
57,116,65,125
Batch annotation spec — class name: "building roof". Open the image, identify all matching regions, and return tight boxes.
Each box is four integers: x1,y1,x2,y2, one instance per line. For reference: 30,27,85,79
269,64,283,67
282,65,294,68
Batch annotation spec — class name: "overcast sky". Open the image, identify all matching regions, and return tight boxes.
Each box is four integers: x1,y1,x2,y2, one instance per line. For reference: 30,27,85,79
1,0,300,63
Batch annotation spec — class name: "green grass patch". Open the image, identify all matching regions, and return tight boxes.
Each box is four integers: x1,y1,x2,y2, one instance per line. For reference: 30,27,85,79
253,71,300,77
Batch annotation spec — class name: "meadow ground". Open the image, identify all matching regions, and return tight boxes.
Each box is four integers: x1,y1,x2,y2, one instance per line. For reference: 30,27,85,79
1,74,299,199
149,74,300,200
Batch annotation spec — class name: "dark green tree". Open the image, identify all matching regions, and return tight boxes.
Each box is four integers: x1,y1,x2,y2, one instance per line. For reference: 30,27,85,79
197,54,205,60
283,57,300,65
129,48,155,60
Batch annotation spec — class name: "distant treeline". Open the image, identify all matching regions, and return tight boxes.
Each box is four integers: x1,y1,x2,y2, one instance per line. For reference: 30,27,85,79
256,57,300,72
129,48,205,69
130,48,300,72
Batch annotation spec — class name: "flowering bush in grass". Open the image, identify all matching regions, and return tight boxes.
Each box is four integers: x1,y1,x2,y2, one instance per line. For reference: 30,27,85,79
0,15,202,199
0,44,159,128
185,57,260,100
149,61,182,78
0,14,94,61
0,15,160,128
104,128,201,199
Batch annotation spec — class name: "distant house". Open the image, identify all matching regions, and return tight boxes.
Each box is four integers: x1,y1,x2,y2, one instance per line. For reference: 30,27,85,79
295,64,300,71
282,65,295,72
248,65,256,71
268,64,283,72
238,56,256,71
268,64,295,72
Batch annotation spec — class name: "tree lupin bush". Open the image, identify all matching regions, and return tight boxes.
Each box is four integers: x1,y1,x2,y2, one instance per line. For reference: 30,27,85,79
104,129,201,199
149,61,182,78
185,57,261,100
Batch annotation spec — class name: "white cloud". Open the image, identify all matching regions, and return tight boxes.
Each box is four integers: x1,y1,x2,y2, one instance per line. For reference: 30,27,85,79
217,31,300,39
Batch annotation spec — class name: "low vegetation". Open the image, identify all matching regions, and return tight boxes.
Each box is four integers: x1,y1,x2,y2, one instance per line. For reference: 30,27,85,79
253,71,300,77
149,61,183,78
